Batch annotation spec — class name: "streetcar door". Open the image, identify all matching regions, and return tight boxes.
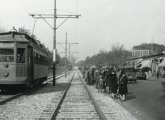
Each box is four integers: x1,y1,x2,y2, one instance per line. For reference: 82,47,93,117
27,46,34,85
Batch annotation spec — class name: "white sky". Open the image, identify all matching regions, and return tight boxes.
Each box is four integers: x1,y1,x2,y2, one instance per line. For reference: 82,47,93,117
1,0,165,61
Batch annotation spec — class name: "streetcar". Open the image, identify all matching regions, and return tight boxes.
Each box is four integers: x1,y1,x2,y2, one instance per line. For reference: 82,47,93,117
0,31,49,90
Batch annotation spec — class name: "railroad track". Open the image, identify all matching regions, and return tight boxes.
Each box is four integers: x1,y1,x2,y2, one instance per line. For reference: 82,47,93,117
50,70,107,120
0,73,67,106
0,70,137,120
47,70,72,83
0,92,23,105
47,71,69,82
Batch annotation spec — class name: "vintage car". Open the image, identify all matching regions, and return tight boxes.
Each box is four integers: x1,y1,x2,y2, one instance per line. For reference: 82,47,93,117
136,69,146,80
122,68,137,82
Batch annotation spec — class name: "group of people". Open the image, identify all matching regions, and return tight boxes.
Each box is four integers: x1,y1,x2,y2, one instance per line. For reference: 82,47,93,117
82,66,128,101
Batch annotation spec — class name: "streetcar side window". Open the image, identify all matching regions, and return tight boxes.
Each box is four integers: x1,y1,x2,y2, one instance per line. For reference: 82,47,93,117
0,49,14,62
17,48,25,63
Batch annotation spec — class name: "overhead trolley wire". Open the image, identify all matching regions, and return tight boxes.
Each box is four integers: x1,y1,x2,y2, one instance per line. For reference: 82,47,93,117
16,0,39,35
75,0,79,60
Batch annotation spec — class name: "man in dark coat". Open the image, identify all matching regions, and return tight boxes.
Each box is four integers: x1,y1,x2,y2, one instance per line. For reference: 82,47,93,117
107,67,118,98
105,67,118,96
101,68,107,92
105,67,111,93
88,68,95,85
118,69,128,101
84,67,90,85
110,73,118,96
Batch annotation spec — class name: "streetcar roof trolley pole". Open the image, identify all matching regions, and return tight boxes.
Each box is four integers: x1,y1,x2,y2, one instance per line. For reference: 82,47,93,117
30,0,81,86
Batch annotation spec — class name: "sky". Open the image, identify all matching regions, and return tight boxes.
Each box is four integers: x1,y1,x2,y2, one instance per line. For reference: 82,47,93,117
1,0,165,61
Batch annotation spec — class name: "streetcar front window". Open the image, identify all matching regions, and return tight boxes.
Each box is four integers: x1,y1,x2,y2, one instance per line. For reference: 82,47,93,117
0,49,14,62
17,48,25,63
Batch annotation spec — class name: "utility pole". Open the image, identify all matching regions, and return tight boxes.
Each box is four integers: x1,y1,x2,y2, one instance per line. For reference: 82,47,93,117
57,33,78,78
57,42,78,67
53,0,57,86
65,33,67,78
69,44,71,63
68,43,78,63
30,0,80,86
68,43,78,75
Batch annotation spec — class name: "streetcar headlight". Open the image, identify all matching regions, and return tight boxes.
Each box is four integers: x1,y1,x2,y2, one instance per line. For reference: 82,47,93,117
4,72,9,77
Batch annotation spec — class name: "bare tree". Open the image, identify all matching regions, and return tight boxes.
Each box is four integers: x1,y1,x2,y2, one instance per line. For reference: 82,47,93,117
82,43,131,68
18,27,37,39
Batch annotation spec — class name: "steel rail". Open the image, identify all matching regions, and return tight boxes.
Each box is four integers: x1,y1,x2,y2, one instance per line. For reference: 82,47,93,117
47,74,65,82
0,93,23,105
50,72,75,120
0,73,68,105
77,71,107,120
48,71,69,82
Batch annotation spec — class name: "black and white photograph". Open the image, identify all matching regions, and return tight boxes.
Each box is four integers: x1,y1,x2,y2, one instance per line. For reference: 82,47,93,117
0,0,165,120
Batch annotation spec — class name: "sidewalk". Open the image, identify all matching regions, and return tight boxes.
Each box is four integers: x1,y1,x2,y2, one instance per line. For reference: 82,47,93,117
87,85,138,120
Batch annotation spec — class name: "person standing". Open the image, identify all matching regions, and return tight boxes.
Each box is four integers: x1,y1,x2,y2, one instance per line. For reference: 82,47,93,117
105,67,111,94
102,68,107,92
89,68,95,85
97,75,104,93
156,70,159,79
118,70,128,101
109,67,118,98
94,69,100,89
85,68,90,84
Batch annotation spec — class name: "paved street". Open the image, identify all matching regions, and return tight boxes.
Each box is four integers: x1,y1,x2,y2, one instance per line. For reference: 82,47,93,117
115,77,165,120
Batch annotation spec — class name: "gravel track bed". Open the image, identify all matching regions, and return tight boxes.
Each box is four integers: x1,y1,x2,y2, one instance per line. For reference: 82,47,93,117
55,72,100,120
76,70,138,120
0,73,74,120
86,83,138,120
0,94,18,103
0,70,138,120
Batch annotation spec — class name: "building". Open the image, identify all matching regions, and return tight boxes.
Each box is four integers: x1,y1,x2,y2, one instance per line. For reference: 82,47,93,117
132,50,150,57
125,51,165,77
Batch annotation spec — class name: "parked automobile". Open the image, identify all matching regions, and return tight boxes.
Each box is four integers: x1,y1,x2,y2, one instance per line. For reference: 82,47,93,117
136,69,146,80
122,68,137,82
